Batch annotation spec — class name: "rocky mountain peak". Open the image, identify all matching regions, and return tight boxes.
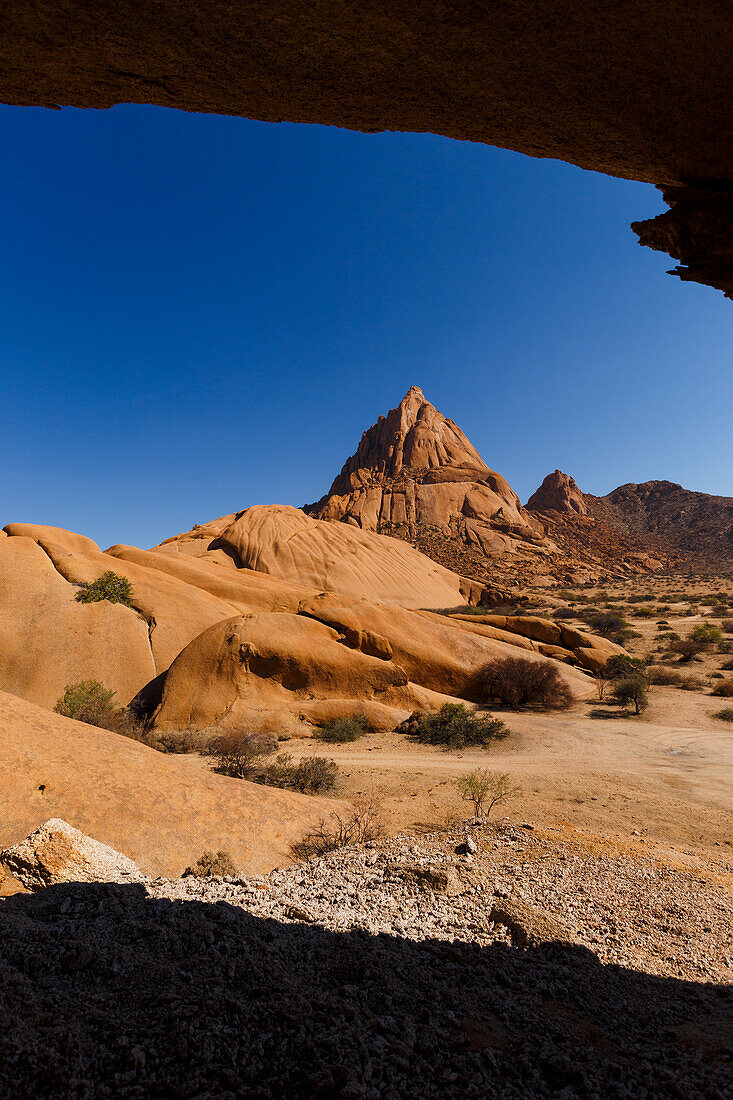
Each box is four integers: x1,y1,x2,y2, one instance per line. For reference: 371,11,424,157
305,388,551,586
527,470,587,516
323,386,490,498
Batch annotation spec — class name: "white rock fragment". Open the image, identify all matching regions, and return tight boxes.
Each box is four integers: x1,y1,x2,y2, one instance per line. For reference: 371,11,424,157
0,819,145,891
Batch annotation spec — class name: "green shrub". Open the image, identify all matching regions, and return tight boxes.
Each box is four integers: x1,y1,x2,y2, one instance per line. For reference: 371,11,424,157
478,656,573,710
257,753,338,793
75,570,134,607
182,850,238,878
606,655,647,681
54,680,118,727
401,703,510,749
714,708,733,722
313,714,371,742
692,623,724,645
635,607,656,619
612,676,649,715
584,612,634,645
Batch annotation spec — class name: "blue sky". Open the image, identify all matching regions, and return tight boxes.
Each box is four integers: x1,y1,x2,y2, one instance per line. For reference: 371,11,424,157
2,104,732,550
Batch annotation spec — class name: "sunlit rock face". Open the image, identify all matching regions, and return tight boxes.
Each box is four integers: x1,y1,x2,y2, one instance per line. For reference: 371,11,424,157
527,470,588,517
306,386,547,567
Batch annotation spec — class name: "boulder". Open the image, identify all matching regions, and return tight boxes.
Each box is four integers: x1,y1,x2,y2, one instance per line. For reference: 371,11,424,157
1,819,144,891
0,534,155,708
490,898,576,947
190,503,473,609
297,594,592,702
150,611,440,732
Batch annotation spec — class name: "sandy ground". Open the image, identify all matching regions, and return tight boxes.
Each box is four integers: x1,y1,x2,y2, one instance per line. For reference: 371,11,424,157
176,676,733,891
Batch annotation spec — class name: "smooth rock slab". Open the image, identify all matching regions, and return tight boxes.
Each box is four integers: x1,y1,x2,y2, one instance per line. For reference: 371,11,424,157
0,819,145,891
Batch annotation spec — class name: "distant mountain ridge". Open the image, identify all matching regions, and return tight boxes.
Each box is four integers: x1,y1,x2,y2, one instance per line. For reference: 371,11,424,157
587,480,733,571
525,473,733,575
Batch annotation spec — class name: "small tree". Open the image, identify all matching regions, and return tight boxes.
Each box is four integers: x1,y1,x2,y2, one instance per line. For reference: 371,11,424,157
585,612,634,645
591,669,610,701
455,769,522,819
204,731,277,778
613,676,649,715
54,680,118,727
672,638,707,662
75,571,134,607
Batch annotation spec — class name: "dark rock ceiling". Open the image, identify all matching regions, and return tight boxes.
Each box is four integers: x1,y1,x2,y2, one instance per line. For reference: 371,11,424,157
2,2,732,296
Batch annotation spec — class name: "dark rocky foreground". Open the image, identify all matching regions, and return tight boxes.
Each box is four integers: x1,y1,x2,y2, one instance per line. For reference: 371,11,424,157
1,826,731,1098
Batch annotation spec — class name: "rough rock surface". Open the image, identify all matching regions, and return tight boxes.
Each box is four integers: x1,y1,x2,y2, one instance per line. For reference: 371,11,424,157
1,819,144,891
0,691,340,877
0,823,730,1097
2,3,732,295
150,601,594,732
150,611,449,734
0,515,485,712
525,474,672,582
183,502,479,608
589,479,733,574
307,387,544,554
527,470,587,516
305,388,570,587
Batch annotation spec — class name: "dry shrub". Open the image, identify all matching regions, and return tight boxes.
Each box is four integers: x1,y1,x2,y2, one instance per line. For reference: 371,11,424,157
711,679,733,697
714,707,733,722
478,657,572,711
256,753,338,793
722,620,733,634
679,674,706,692
204,731,278,778
647,667,685,687
290,793,384,861
182,849,238,878
143,728,200,754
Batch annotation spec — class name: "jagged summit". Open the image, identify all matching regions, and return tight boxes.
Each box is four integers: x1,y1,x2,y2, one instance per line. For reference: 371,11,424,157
305,388,552,585
526,470,587,516
322,385,490,493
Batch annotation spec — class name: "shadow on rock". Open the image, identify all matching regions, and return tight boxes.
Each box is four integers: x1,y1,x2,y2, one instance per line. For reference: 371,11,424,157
0,882,730,1098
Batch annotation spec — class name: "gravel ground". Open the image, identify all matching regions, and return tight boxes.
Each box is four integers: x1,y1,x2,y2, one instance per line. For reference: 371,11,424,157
1,823,731,1098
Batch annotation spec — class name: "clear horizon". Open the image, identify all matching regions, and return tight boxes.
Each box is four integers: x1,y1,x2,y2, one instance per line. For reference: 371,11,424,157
2,104,732,550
